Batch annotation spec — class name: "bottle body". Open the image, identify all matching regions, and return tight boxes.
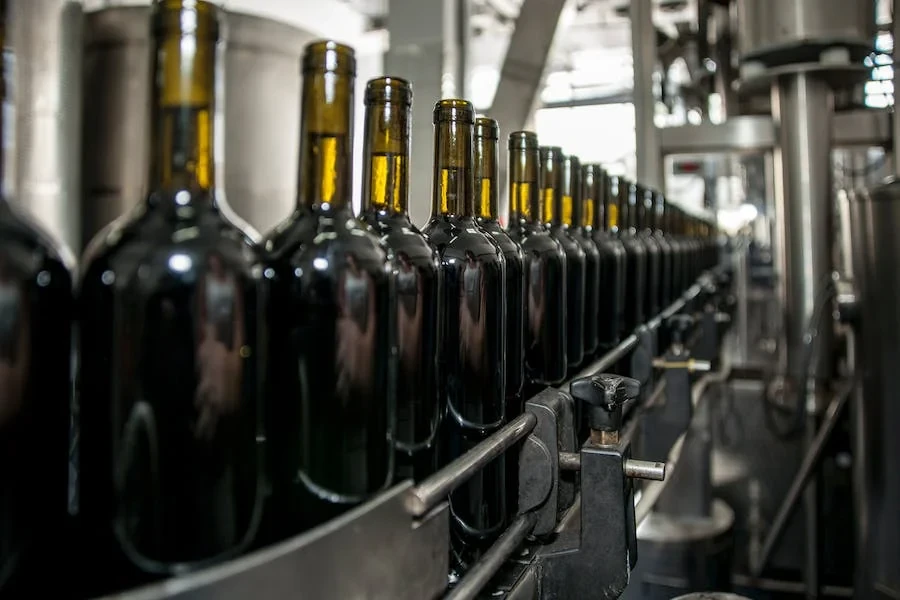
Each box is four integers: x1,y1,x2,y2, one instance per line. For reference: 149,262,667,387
359,210,441,482
424,215,506,570
265,210,395,532
508,225,567,387
0,202,73,595
640,232,661,319
573,231,599,359
594,230,627,349
78,195,264,593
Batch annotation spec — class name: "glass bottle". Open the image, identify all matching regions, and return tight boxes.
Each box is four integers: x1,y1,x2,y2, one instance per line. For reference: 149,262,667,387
652,189,674,310
618,178,647,332
263,42,395,536
0,0,75,593
474,117,524,518
585,165,626,352
422,99,506,573
635,184,661,319
506,132,567,391
77,1,264,593
564,154,599,361
357,77,441,483
541,147,585,373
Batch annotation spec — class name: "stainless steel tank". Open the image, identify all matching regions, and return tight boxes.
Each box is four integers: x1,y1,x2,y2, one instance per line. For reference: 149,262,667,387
848,178,900,600
736,0,875,62
81,6,311,247
9,0,84,251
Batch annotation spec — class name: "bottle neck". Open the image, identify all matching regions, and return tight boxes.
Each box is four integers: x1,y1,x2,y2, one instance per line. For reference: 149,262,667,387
432,120,474,218
540,155,563,226
474,134,500,221
606,177,621,234
509,146,541,226
362,102,410,216
298,72,354,213
148,25,217,204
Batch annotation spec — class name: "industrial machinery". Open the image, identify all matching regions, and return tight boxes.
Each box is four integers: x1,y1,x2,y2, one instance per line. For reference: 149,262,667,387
3,0,899,598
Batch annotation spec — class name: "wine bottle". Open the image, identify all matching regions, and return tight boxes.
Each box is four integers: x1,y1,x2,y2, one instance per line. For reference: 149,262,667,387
263,42,395,536
541,146,585,372
357,77,441,483
0,0,75,592
652,189,674,310
635,183,661,319
585,165,625,352
78,1,264,594
507,132,567,390
618,178,647,332
563,154,599,360
473,117,524,517
422,99,506,573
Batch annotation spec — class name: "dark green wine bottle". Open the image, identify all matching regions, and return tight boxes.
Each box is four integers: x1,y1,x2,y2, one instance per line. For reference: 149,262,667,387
358,77,442,483
263,42,395,536
78,1,264,594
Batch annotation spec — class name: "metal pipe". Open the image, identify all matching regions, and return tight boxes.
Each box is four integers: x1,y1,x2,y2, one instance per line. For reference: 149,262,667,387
631,0,662,188
894,0,900,174
405,412,538,517
753,379,853,577
635,357,732,525
444,512,538,600
624,459,666,481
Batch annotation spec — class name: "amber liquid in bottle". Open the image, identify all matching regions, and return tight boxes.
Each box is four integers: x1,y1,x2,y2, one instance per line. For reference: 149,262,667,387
636,184,661,319
263,42,395,537
474,118,524,517
542,147,585,372
0,1,75,592
587,165,626,351
506,133,567,392
618,178,647,332
357,77,441,483
423,100,506,573
563,155,599,361
77,2,264,594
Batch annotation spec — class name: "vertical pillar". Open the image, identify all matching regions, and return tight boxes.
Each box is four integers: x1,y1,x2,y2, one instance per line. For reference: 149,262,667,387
386,0,468,226
772,71,834,600
631,0,662,189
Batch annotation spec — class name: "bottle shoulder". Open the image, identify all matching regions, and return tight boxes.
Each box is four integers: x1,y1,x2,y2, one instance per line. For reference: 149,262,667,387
0,199,77,276
549,225,585,258
80,197,261,290
423,215,501,261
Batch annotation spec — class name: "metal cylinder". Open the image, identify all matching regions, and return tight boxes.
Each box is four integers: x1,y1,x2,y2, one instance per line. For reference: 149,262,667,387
848,180,900,600
81,7,310,247
737,0,875,62
771,73,835,384
9,0,84,251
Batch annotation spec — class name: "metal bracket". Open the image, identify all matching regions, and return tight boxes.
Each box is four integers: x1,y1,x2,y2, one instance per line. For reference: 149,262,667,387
519,388,563,536
630,325,657,399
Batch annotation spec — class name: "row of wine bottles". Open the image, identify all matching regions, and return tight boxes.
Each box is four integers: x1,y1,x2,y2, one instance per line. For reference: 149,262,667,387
0,0,719,597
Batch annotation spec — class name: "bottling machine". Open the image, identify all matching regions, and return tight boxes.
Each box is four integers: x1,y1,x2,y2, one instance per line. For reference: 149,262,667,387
3,0,898,598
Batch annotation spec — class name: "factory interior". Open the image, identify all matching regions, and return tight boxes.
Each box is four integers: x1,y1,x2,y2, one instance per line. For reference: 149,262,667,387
0,0,898,598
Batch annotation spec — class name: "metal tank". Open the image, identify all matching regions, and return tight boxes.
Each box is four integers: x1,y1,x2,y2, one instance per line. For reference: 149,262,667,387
848,179,900,600
737,0,875,63
9,0,84,252
81,6,311,246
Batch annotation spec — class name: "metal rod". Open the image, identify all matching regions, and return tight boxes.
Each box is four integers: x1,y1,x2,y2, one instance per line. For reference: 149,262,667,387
445,512,538,600
405,412,538,517
559,452,580,471
624,459,666,481
559,275,708,394
731,574,854,598
631,0,662,188
753,380,853,576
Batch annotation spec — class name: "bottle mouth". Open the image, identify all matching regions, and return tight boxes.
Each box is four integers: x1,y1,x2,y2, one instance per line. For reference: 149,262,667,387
303,40,356,76
153,0,220,40
474,117,499,140
539,146,564,161
433,99,473,124
508,131,538,151
365,76,412,106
